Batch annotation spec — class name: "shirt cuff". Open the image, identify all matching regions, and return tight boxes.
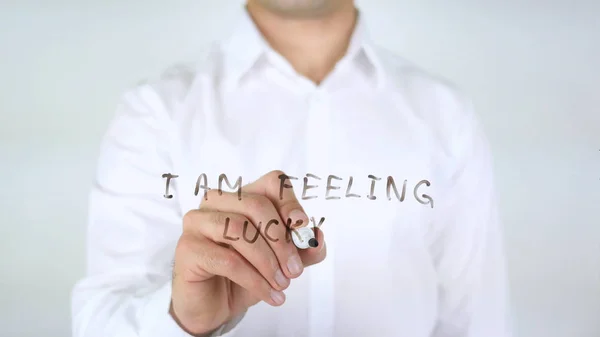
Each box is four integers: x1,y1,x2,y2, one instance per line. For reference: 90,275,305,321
140,281,246,337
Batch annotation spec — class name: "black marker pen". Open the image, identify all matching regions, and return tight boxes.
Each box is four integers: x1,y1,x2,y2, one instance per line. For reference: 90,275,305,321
292,227,319,249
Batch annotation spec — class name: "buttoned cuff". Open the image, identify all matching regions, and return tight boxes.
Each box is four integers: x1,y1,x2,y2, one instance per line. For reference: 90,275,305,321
140,281,246,337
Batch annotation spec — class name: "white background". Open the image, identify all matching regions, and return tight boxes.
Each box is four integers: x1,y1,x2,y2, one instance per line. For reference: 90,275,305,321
1,1,599,336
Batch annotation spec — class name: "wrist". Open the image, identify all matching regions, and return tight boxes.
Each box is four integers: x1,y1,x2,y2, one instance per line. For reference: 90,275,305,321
169,300,218,337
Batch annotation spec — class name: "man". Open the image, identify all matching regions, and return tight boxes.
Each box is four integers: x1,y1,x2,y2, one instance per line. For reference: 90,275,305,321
71,0,512,336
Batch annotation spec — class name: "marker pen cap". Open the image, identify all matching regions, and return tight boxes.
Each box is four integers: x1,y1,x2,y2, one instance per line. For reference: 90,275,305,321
292,227,318,249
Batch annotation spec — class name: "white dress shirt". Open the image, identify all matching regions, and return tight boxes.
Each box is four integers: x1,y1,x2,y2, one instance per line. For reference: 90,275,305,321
71,8,512,337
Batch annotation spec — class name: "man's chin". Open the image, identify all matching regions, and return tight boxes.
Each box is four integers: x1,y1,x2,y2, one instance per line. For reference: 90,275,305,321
254,0,340,19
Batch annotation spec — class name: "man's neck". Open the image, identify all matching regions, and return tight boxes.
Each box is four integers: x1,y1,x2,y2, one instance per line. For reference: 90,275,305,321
246,2,358,85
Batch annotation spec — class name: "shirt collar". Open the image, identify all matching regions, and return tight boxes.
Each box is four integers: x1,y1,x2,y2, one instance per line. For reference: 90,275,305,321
220,6,385,89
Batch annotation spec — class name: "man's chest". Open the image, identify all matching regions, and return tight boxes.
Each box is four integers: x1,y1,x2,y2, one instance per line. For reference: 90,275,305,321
172,88,439,265
167,88,441,335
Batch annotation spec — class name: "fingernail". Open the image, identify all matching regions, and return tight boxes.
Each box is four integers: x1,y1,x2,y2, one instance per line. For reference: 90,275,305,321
270,289,285,305
287,255,303,276
289,209,308,226
274,269,289,288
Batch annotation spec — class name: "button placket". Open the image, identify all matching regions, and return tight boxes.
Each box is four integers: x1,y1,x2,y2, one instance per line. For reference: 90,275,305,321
305,90,335,337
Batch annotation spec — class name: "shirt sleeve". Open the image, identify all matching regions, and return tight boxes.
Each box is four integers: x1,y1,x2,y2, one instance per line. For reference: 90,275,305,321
428,97,513,337
70,86,244,337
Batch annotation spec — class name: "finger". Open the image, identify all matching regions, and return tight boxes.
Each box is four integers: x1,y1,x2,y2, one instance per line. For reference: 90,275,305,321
247,171,325,266
245,171,311,274
199,190,304,279
245,170,309,228
184,209,291,291
191,238,286,307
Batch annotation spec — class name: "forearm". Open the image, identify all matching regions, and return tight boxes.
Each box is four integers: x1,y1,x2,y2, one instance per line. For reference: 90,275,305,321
72,277,185,337
72,277,246,337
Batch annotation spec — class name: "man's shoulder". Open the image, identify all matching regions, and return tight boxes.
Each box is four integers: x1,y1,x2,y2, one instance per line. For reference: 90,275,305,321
373,45,470,107
371,45,477,130
118,48,216,120
129,55,209,100
368,45,485,156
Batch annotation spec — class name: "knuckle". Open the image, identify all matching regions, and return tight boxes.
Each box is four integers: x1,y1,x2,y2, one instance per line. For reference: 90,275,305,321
269,258,281,275
251,276,266,293
266,170,286,182
175,235,194,255
182,210,199,231
199,248,226,273
175,236,206,274
267,170,288,192
244,194,271,214
205,188,221,200
221,250,242,270
281,201,303,216
211,211,230,228
216,213,245,234
199,253,217,273
255,249,279,272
